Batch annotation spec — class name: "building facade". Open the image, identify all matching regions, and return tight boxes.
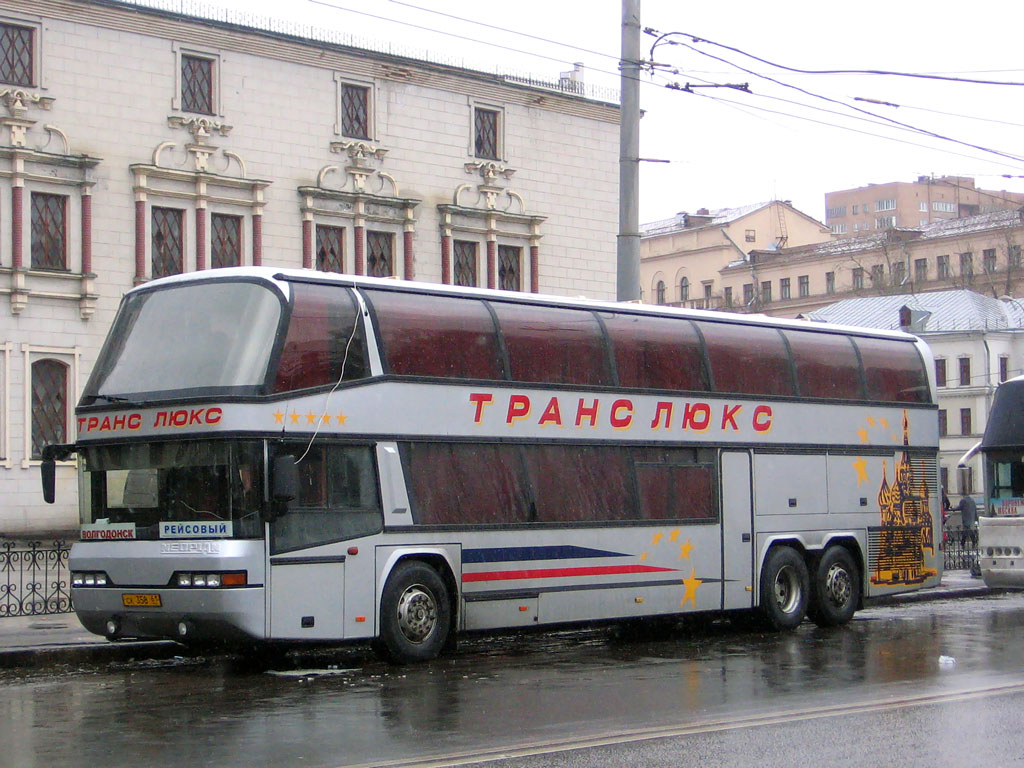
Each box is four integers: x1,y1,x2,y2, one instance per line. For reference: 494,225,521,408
639,201,831,309
0,0,620,536
825,176,1024,238
719,209,1024,318
805,291,1024,504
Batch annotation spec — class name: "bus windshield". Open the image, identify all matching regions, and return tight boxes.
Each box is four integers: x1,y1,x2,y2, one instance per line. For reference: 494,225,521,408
83,280,283,402
79,440,264,540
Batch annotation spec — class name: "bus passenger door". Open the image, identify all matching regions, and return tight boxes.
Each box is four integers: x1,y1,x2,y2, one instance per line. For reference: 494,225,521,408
721,450,754,608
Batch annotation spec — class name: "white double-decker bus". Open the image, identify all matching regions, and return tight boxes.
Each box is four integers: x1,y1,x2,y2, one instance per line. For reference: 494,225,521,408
44,268,940,662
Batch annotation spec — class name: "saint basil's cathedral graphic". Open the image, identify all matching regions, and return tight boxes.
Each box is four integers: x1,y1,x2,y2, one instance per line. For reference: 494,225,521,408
870,411,938,586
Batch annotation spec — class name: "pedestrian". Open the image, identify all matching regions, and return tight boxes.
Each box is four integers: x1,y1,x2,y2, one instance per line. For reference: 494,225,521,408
955,495,980,576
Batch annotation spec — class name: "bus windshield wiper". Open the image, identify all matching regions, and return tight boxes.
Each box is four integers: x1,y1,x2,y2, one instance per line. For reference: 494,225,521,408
93,394,138,405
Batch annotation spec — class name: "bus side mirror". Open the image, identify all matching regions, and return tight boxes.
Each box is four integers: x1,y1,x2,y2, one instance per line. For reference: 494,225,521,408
270,455,299,518
41,459,56,504
40,444,74,504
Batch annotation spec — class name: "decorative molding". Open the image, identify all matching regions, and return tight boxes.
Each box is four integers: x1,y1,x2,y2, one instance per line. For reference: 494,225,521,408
140,142,266,190
464,160,516,182
167,115,232,142
0,88,55,119
330,140,388,163
328,140,390,194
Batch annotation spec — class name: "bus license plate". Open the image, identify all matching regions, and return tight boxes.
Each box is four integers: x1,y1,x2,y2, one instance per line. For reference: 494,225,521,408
122,593,161,608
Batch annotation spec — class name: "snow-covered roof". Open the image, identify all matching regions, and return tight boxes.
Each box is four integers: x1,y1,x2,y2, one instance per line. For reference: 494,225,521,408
734,209,1024,268
804,290,1024,333
641,201,774,237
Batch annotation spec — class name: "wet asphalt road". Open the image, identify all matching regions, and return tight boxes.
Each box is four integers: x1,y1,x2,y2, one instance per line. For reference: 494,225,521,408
4,593,1024,768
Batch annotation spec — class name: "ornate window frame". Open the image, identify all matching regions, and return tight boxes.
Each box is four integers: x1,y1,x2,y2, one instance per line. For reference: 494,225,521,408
131,140,269,282
21,343,78,468
0,13,43,89
171,42,222,116
468,98,505,161
0,93,100,317
334,73,377,141
0,340,10,466
301,143,418,279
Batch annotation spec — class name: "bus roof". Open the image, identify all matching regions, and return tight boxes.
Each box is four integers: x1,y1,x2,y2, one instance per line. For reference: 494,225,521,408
134,267,923,345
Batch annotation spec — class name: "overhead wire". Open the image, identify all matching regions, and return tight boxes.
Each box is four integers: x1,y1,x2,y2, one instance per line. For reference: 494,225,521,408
648,31,1024,87
648,34,1024,165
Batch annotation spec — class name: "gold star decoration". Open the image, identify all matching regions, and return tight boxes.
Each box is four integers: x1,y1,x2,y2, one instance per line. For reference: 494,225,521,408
679,539,694,560
306,411,317,424
273,411,284,424
681,568,702,608
290,411,300,424
669,529,680,542
650,532,663,547
337,411,348,426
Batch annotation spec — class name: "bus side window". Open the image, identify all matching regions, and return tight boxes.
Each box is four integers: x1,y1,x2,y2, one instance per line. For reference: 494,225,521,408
271,444,383,554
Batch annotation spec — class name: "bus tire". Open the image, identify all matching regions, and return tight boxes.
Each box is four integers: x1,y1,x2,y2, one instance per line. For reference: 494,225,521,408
379,560,451,664
808,546,860,627
759,546,809,630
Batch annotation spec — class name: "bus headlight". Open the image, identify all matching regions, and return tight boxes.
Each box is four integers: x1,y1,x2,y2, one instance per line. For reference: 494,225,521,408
72,571,109,587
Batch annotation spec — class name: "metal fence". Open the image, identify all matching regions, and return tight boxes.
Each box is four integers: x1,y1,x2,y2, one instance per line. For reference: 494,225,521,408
0,539,73,617
943,525,980,573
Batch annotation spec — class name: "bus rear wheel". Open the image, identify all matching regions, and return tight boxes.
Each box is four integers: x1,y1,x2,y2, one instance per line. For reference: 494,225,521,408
808,546,860,627
379,560,451,664
759,546,809,630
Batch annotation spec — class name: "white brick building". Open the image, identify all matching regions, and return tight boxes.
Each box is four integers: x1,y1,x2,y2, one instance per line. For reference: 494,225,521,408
0,0,620,536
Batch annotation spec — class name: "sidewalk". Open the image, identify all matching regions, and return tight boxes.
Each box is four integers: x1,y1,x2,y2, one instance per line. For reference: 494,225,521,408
0,570,996,668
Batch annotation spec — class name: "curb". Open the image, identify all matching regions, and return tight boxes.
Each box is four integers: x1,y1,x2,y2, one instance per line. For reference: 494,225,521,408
867,585,996,607
0,639,184,669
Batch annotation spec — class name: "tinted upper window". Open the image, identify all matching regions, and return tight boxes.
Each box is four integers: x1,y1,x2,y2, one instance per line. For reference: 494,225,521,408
855,337,930,403
274,283,368,393
366,290,502,379
602,312,709,392
784,329,864,399
697,322,796,396
492,303,612,386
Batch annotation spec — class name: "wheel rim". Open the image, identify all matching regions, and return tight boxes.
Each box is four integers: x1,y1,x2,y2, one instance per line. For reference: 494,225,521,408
396,584,437,644
773,564,802,614
823,563,852,608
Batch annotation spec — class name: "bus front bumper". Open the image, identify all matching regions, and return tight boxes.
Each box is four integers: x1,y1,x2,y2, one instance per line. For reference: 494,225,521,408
72,586,266,643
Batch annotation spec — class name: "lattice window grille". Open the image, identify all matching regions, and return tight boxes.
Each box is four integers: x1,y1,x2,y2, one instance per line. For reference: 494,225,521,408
211,213,241,269
366,231,393,277
316,225,345,273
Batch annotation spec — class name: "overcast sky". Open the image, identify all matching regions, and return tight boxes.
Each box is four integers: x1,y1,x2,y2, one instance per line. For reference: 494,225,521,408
183,0,1024,225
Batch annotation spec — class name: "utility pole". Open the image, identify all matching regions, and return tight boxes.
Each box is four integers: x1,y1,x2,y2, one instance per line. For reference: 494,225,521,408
617,0,641,302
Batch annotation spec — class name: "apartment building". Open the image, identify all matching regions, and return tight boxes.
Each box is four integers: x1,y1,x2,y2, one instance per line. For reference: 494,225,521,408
0,0,620,536
720,209,1024,318
825,176,1024,238
805,290,1024,502
639,200,831,308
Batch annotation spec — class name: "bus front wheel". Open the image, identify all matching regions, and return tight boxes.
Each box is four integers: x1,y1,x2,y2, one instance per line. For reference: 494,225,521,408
808,546,860,627
759,546,809,630
379,560,452,664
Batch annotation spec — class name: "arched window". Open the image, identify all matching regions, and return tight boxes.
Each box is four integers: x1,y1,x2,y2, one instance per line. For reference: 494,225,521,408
655,280,666,305
31,359,68,459
680,277,690,302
